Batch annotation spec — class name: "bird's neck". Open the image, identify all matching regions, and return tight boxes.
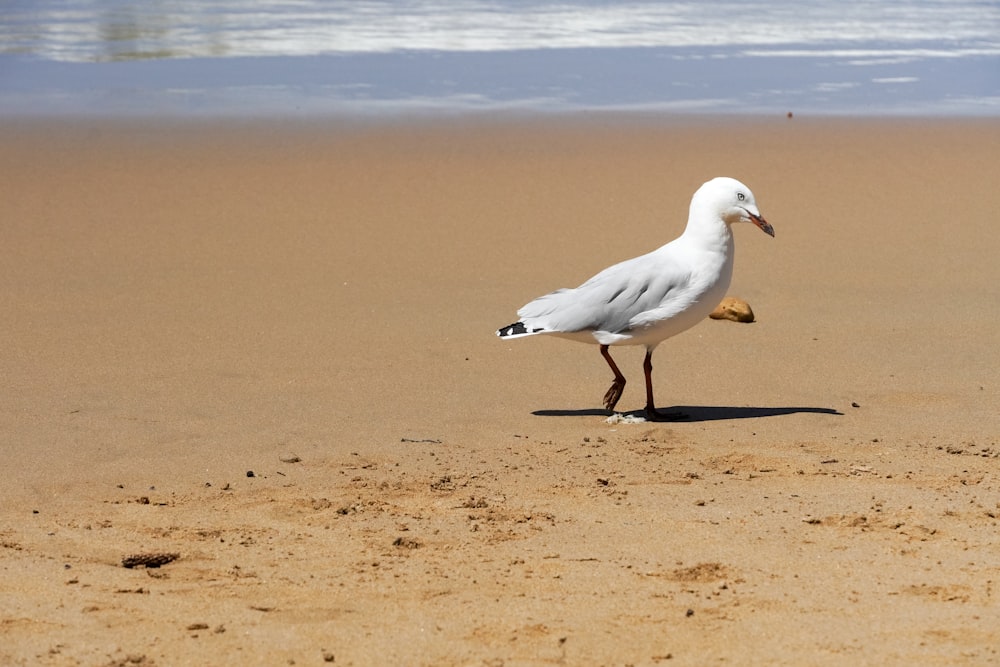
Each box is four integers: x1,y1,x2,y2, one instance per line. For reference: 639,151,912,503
681,219,733,258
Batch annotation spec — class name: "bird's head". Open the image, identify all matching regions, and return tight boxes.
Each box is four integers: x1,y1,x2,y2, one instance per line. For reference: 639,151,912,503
694,177,774,237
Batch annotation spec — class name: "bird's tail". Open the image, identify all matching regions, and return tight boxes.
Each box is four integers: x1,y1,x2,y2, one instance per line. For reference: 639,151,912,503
496,321,546,339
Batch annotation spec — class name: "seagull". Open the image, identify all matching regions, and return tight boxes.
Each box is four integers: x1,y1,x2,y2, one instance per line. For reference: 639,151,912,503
496,177,774,421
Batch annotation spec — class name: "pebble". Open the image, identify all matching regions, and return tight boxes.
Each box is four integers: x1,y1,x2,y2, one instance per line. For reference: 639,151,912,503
709,296,755,323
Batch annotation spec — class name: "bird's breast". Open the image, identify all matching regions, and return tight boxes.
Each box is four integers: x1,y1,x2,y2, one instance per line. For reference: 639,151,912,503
622,250,733,347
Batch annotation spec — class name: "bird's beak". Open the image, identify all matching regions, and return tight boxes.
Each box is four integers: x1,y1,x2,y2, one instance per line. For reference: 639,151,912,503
749,211,775,237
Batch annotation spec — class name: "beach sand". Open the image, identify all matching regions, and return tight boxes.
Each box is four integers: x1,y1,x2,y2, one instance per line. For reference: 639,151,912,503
1,115,998,666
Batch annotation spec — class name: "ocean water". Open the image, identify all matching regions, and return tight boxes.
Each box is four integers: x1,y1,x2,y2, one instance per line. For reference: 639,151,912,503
1,0,998,117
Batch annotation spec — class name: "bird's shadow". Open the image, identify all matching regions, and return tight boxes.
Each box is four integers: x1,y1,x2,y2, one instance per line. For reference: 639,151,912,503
532,405,843,422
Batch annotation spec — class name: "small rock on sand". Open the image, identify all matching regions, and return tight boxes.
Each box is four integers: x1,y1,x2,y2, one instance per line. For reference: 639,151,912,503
710,297,755,323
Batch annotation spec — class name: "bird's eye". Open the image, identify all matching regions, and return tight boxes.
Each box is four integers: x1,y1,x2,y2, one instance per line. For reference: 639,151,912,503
737,192,745,201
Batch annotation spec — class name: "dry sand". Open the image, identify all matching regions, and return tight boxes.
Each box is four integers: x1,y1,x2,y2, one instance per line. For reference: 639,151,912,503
1,115,998,666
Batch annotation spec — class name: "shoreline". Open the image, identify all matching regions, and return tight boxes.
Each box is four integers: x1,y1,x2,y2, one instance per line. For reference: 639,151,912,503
4,106,1000,126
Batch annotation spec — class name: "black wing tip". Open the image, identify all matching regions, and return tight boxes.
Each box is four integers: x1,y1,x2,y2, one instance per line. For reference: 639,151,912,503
497,322,544,337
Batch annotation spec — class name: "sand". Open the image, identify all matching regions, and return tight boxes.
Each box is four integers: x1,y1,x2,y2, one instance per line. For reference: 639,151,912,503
1,115,999,666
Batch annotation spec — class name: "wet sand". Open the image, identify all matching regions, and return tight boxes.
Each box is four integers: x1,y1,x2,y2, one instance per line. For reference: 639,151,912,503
1,115,999,665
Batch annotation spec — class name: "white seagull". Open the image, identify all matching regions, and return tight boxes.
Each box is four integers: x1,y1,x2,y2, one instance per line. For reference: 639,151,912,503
496,177,774,421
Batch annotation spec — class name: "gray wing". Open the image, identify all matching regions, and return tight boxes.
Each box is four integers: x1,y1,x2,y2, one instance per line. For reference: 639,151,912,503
517,250,693,334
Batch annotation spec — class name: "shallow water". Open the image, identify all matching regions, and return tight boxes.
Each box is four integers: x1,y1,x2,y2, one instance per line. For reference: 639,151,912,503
2,0,998,116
